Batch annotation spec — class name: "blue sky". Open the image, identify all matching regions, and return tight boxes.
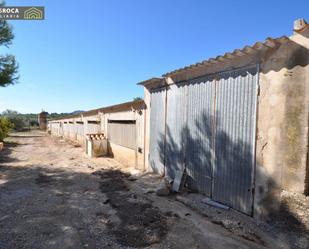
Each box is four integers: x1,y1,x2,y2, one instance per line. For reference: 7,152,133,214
0,0,308,114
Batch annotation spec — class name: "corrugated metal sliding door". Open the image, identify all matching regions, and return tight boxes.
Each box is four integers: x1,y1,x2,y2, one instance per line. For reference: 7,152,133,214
213,66,258,215
165,84,187,180
186,76,215,196
149,88,166,175
107,120,136,149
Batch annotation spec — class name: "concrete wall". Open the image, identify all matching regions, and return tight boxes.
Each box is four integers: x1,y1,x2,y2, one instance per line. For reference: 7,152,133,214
254,28,309,217
38,112,48,130
104,108,145,170
107,142,136,167
48,101,146,170
143,87,151,172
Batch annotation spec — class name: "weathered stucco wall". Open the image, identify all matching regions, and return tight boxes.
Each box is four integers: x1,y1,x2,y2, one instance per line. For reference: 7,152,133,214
254,28,309,217
107,142,136,168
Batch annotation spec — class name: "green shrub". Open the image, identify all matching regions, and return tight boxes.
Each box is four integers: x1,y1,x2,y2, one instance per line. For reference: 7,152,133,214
7,115,26,131
0,117,14,141
1,109,27,131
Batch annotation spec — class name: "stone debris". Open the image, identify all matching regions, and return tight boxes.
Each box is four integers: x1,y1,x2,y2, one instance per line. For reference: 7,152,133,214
156,181,171,196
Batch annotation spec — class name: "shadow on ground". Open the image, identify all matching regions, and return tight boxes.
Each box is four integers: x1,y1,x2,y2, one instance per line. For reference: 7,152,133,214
0,141,23,163
0,141,170,249
93,169,168,247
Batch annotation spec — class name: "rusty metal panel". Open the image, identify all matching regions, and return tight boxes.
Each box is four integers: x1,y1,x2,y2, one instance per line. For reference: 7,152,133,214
213,65,258,215
149,88,166,175
165,83,187,180
185,75,215,196
107,121,136,149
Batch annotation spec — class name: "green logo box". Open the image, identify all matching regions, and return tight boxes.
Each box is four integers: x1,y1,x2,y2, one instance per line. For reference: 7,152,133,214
0,6,45,20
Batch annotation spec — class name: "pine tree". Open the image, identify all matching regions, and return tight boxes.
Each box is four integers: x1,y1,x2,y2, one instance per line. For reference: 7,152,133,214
0,6,18,87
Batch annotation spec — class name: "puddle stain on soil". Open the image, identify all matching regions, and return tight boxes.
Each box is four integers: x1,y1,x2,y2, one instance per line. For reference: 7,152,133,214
35,173,53,185
35,172,73,187
93,169,168,248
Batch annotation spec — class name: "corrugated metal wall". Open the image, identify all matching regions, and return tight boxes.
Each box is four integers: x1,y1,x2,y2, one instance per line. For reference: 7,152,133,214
213,66,258,214
56,123,61,136
76,123,84,136
165,84,187,180
59,122,64,136
107,121,136,149
185,75,215,196
68,123,76,138
63,123,69,136
86,122,101,134
50,123,60,135
149,65,258,215
149,88,166,175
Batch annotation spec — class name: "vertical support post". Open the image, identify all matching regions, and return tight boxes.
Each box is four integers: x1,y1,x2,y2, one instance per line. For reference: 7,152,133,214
251,64,260,216
134,108,138,170
163,84,168,176
143,108,146,171
211,77,217,199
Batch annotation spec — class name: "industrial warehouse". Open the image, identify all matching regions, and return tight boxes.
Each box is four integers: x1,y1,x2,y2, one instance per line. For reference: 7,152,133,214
48,19,309,220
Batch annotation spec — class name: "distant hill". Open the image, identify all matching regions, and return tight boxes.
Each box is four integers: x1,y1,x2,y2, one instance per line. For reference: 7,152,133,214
69,110,84,115
48,110,85,120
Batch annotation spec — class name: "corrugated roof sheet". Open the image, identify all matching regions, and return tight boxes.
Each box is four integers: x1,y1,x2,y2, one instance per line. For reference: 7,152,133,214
49,100,145,121
138,77,163,86
162,36,289,77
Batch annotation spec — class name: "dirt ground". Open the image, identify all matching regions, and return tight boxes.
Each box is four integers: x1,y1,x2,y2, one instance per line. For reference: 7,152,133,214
0,131,306,249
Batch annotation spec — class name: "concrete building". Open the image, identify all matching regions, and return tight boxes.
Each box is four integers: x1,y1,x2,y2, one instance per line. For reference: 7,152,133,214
48,19,308,219
139,19,309,218
48,100,146,170
38,111,48,130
